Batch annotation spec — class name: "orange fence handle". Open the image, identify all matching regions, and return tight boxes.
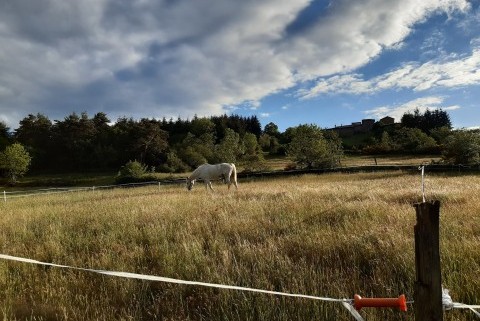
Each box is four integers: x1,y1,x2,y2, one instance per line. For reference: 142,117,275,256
354,294,407,311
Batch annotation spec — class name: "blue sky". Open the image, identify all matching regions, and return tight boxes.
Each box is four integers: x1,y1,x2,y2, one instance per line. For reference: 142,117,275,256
0,0,479,132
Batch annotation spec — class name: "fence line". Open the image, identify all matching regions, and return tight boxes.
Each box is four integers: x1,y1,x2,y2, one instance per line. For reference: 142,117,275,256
2,181,167,202
0,253,361,320
0,253,479,321
238,164,480,179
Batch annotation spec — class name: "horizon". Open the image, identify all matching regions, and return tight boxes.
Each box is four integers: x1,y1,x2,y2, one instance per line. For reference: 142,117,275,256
2,108,473,134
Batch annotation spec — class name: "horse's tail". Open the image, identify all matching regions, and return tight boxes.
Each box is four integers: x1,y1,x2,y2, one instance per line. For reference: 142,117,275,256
231,163,238,189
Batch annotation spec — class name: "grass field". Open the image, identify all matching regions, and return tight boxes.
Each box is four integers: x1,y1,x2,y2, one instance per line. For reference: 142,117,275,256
1,171,479,321
264,154,442,171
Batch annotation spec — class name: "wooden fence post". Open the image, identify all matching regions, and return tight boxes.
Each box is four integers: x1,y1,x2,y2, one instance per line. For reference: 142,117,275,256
414,200,442,321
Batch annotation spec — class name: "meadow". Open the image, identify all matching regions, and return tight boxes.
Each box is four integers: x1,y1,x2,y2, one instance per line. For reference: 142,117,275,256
1,171,479,321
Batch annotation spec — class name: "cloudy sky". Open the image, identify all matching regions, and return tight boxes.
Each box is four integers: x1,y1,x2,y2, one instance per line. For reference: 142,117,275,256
0,0,479,131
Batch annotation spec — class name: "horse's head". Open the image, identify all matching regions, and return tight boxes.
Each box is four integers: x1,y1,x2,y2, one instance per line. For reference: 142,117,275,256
186,178,195,191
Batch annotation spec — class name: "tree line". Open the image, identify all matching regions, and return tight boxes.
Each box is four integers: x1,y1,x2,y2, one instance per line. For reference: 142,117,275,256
0,113,264,173
1,108,479,184
360,109,480,165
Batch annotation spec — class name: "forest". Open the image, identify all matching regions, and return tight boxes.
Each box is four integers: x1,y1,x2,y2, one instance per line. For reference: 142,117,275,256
0,109,479,183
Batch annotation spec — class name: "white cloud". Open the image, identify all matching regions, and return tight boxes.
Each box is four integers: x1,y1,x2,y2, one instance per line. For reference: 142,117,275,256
458,6,480,31
299,48,480,99
0,0,472,128
245,100,261,110
364,96,460,121
421,30,447,53
297,74,376,99
280,0,470,80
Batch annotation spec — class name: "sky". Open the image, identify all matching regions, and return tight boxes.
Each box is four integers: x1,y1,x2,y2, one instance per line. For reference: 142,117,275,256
0,0,479,132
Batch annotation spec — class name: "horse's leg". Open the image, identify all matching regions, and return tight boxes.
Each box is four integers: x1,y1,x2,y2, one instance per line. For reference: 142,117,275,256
228,179,238,190
226,170,233,190
206,180,214,191
226,176,232,189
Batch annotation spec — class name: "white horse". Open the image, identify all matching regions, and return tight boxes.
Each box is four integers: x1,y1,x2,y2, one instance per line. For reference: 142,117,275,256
186,163,238,191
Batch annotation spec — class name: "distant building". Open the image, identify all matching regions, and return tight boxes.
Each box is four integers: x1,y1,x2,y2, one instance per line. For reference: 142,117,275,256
379,116,395,125
328,119,375,137
327,117,395,137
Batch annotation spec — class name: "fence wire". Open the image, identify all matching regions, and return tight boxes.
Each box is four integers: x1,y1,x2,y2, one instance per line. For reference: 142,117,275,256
2,181,170,202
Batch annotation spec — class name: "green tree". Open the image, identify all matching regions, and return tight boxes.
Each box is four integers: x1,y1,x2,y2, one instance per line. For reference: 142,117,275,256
264,122,280,137
287,124,342,169
245,115,262,138
323,130,344,167
51,112,97,170
112,117,169,169
242,132,260,156
112,117,139,166
159,150,190,173
189,117,216,138
394,127,438,153
262,121,285,154
259,133,281,155
379,131,394,152
90,112,117,169
179,133,208,168
214,128,242,163
443,130,480,165
430,126,452,145
15,113,52,169
178,118,216,165
135,119,169,165
401,108,452,133
241,132,266,171
0,121,10,151
0,143,32,184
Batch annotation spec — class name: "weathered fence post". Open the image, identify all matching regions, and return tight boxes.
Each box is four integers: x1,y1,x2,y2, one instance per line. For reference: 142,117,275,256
414,200,442,321
3,190,6,203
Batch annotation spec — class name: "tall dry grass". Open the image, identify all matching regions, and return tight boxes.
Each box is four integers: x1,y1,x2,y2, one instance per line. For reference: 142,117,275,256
1,172,479,321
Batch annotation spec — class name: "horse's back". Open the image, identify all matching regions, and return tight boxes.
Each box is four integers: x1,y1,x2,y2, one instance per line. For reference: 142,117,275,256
194,163,235,179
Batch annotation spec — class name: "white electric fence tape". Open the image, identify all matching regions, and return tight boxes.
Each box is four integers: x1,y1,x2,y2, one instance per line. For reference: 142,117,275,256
2,254,479,319
0,254,359,318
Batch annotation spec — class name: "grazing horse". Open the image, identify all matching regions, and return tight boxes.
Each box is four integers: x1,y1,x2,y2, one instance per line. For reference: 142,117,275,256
186,163,238,191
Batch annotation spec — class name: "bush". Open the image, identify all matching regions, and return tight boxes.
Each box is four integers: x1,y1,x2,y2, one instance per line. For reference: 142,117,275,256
443,130,480,165
116,160,153,183
118,160,147,178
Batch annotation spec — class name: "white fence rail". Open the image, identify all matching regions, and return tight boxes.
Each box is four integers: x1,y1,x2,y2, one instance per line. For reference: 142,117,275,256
3,181,164,202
